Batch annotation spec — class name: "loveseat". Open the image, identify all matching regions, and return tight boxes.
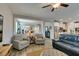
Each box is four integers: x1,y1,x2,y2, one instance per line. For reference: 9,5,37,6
53,34,79,56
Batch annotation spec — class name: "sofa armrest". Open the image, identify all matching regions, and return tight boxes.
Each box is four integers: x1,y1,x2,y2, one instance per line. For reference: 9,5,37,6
12,40,20,48
52,39,56,42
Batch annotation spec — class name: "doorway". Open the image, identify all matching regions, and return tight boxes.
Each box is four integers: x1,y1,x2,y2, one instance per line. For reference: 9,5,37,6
45,26,50,38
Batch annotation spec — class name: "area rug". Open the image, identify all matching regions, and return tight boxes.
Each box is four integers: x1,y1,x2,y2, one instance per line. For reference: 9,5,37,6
27,48,47,56
27,48,44,56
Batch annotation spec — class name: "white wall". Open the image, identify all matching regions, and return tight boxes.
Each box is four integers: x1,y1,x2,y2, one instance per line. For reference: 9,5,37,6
0,25,2,30
67,22,75,34
0,4,13,44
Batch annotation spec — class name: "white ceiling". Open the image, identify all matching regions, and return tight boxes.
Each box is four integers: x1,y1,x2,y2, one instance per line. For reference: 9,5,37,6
7,3,79,22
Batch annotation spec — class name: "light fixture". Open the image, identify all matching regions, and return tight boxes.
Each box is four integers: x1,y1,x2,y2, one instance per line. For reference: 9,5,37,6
42,3,69,12
52,3,61,9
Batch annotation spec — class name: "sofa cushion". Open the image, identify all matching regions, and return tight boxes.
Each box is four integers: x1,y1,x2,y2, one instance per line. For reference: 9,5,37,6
60,39,79,47
60,40,74,44
53,41,79,55
34,34,43,38
65,35,76,42
13,34,23,40
70,46,79,54
72,42,79,47
54,42,73,49
59,34,78,42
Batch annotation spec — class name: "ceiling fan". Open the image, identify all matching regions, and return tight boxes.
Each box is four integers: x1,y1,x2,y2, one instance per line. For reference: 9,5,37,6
42,3,69,12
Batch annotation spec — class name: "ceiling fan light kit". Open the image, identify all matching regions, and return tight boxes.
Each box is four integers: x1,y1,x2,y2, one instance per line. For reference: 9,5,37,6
42,3,69,12
52,3,61,8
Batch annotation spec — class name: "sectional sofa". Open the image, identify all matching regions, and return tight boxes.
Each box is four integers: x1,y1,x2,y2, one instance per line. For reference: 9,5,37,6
53,34,79,56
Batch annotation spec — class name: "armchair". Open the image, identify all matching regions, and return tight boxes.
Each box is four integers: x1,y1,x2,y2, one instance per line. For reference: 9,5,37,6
12,34,30,50
35,34,45,45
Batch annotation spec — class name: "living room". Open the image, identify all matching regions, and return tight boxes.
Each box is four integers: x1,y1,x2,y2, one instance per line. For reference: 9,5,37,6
0,3,54,56
1,3,79,56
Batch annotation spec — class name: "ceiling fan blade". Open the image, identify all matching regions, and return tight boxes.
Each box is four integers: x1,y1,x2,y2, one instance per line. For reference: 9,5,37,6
42,4,51,8
51,8,54,12
60,3,69,7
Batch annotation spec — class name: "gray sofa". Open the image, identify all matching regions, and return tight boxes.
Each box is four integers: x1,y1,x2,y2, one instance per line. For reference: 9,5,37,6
12,34,30,50
53,34,79,56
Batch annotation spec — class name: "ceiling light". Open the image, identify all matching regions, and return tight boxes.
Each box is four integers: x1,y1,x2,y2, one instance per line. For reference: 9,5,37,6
42,3,69,12
53,3,61,8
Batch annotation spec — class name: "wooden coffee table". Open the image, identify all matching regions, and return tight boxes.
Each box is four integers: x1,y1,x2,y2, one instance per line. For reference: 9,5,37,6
0,44,12,56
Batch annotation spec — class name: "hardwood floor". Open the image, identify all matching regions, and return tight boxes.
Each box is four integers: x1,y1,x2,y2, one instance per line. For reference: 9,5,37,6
10,39,67,56
0,44,12,56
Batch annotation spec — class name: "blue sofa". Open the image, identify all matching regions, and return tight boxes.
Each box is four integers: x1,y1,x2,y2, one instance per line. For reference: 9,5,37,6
53,34,79,56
